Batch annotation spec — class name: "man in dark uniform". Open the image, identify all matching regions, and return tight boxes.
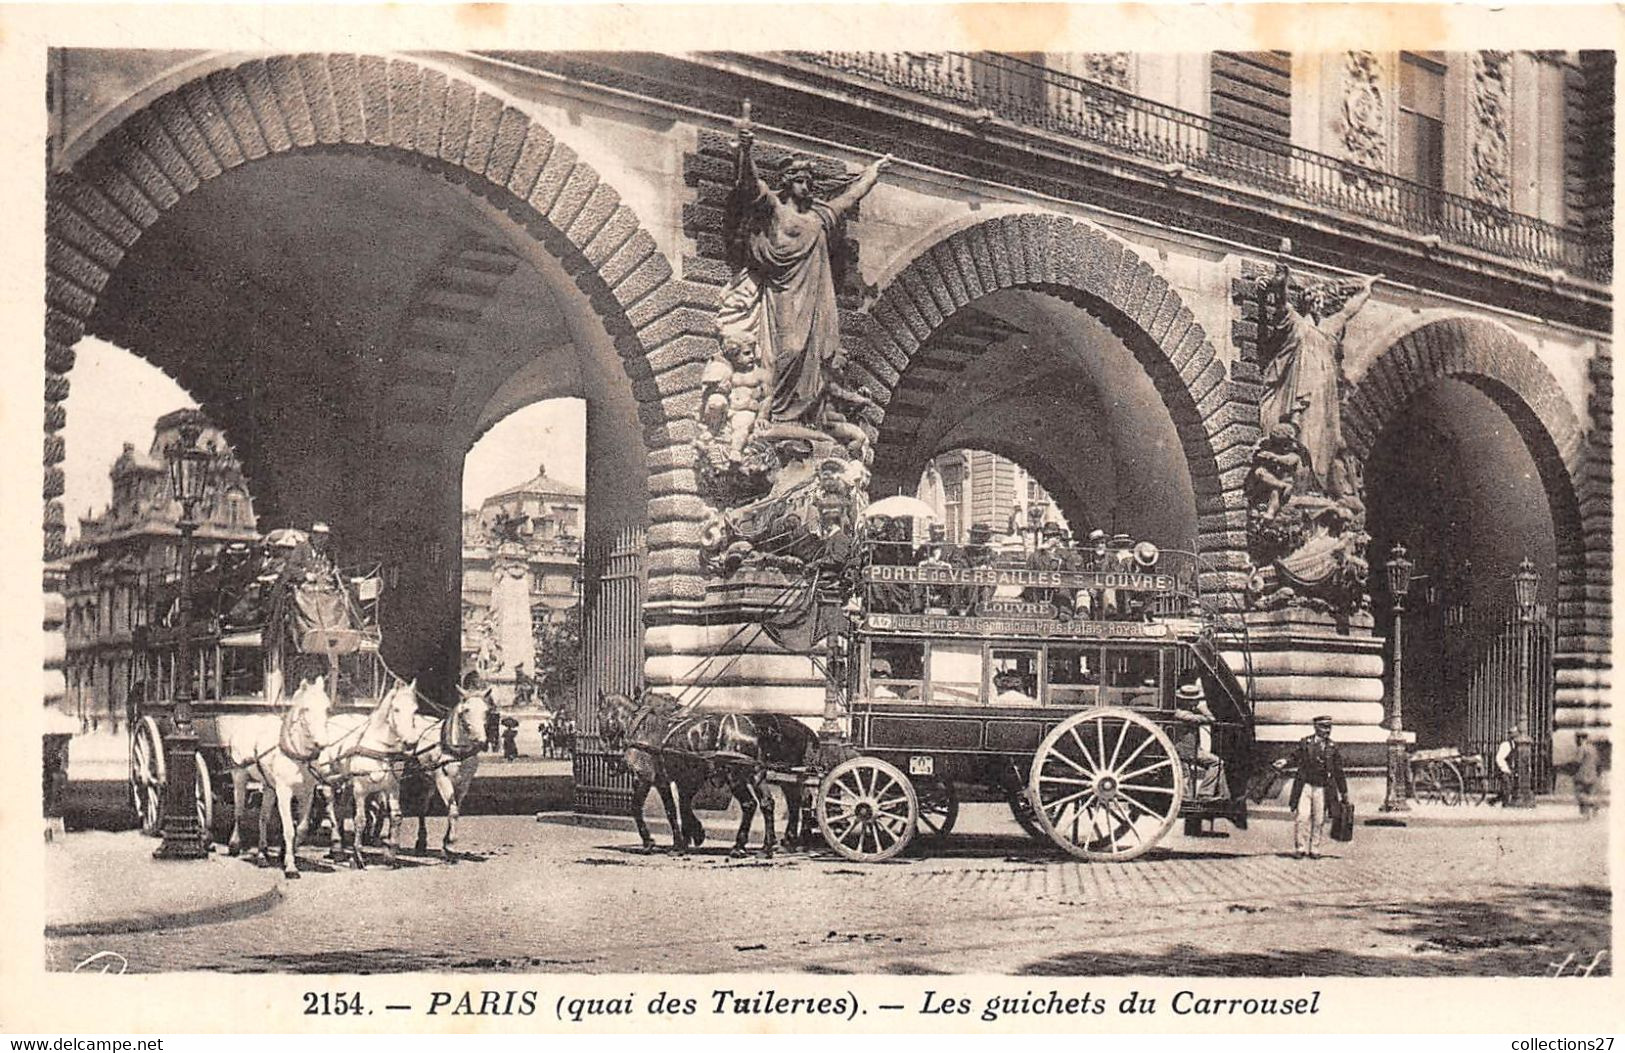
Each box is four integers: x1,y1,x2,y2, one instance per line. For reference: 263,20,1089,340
1276,714,1348,858
951,523,996,616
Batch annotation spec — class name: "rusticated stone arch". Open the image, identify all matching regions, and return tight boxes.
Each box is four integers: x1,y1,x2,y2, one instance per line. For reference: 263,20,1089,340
1342,316,1605,668
44,53,710,605
856,213,1252,610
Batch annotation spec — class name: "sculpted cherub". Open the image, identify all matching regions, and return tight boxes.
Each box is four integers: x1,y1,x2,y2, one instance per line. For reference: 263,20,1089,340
701,333,771,459
821,350,881,459
1247,422,1305,520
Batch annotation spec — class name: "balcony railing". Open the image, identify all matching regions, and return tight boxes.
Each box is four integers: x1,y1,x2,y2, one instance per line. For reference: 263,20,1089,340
793,51,1609,282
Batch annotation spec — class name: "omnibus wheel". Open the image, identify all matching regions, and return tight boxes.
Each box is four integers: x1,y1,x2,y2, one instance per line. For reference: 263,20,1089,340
915,777,958,842
1007,787,1047,840
129,716,166,837
1028,708,1184,862
195,752,215,844
816,757,918,862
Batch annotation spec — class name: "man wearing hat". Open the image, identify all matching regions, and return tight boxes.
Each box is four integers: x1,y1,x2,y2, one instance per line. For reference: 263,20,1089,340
1275,715,1348,858
948,523,996,616
1172,681,1223,797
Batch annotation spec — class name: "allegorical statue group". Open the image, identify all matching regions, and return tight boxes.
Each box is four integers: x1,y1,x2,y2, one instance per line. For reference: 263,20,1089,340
696,108,893,574
1245,258,1382,616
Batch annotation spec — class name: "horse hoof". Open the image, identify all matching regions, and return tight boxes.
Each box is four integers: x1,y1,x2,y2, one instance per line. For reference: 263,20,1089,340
284,870,300,880
414,841,429,854
639,843,658,854
443,852,459,865
227,844,241,857
729,848,747,860
764,847,776,859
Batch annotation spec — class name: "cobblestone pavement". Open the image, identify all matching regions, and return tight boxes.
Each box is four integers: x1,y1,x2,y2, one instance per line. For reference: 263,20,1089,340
45,806,1609,976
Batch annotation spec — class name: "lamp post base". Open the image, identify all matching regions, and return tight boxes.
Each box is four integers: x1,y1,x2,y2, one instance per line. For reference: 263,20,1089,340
1509,734,1538,809
153,725,210,860
1380,734,1411,814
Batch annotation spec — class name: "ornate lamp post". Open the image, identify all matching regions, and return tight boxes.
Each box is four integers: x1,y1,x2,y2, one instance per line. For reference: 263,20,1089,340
1510,557,1540,808
154,421,212,860
1381,543,1414,814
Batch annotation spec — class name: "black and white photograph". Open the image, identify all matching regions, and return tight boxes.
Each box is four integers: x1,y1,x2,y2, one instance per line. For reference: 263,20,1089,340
5,5,1620,1034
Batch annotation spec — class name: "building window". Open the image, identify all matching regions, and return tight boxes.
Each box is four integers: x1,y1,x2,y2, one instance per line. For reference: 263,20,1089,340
1398,52,1447,190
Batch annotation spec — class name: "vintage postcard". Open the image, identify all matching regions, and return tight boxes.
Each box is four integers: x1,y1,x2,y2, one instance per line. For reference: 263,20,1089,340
0,1,1620,1037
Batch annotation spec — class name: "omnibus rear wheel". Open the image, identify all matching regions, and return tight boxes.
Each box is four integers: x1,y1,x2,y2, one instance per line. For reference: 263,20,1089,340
1028,708,1184,862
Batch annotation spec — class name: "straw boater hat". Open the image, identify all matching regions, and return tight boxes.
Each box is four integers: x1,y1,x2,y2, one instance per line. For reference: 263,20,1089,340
1176,682,1205,703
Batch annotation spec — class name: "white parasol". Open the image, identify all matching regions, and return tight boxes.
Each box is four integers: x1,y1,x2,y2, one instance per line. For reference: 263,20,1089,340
861,495,940,522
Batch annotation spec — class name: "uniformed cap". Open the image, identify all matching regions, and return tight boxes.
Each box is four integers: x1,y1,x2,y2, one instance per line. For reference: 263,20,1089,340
1088,529,1107,541
968,522,993,539
1312,715,1334,726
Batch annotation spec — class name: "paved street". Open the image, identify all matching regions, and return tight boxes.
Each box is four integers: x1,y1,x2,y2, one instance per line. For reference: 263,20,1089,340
45,804,1609,976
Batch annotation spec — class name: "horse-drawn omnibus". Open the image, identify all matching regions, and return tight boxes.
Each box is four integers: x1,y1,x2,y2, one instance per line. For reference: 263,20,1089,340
126,534,388,840
807,534,1256,862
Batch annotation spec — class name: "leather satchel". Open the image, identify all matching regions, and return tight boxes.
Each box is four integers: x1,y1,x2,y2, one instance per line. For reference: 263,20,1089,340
1329,797,1355,842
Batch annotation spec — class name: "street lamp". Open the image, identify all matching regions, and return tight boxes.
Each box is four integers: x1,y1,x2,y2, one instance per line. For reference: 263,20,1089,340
1381,542,1414,815
154,420,212,860
1510,557,1540,809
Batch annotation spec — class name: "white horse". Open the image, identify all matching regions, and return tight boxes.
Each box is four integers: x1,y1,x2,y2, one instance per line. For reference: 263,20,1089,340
406,686,490,862
314,680,420,869
225,675,331,878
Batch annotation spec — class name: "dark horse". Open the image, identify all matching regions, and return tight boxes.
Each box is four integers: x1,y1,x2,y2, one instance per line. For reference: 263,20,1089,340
599,690,817,857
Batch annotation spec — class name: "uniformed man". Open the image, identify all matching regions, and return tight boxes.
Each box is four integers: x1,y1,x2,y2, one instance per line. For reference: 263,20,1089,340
1274,715,1348,858
952,523,997,616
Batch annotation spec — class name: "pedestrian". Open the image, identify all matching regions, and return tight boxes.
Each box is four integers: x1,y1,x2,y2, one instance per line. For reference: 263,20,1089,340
1494,724,1520,805
502,721,519,761
484,699,502,753
1274,714,1348,859
1573,732,1600,819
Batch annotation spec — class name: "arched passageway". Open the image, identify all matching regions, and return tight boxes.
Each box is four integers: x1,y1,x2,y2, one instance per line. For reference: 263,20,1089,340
1347,316,1599,767
46,54,702,699
862,213,1246,611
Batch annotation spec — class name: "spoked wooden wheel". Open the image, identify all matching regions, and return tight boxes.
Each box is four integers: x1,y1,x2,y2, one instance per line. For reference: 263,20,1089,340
915,777,958,842
1416,760,1464,806
1028,708,1184,861
817,757,918,862
129,716,166,836
195,753,215,843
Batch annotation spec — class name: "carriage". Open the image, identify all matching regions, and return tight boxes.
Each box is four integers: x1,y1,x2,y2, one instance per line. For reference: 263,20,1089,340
795,533,1257,863
125,535,389,841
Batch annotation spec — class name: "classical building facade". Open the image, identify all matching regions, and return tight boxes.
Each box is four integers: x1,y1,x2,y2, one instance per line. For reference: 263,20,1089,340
61,409,256,732
459,465,584,690
922,449,1067,546
42,50,1611,790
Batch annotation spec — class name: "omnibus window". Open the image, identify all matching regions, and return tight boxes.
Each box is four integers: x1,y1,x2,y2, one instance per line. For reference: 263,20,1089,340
928,642,983,705
990,648,1039,704
1046,646,1100,708
221,645,264,697
869,640,923,700
1103,648,1163,707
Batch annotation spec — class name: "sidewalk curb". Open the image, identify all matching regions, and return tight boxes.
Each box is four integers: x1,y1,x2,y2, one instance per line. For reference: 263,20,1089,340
536,810,637,832
46,884,284,938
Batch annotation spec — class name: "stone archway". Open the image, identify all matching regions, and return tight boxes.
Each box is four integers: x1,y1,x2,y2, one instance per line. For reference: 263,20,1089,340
856,212,1249,610
43,54,715,707
1342,315,1608,747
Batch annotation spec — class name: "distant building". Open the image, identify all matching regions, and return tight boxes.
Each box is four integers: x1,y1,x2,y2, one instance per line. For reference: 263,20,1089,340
460,464,584,683
922,450,1068,545
62,409,256,732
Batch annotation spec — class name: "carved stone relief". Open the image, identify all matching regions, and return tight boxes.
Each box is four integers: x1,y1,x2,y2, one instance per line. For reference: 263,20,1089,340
1341,51,1388,171
1471,50,1513,210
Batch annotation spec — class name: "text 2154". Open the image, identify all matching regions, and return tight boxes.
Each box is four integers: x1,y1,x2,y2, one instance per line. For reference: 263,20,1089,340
304,992,365,1016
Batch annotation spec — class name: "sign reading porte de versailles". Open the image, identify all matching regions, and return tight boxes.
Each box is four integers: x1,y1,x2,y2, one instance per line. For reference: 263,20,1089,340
861,565,1179,592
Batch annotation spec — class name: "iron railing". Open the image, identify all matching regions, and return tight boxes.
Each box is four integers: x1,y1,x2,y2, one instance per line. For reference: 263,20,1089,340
792,51,1609,281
